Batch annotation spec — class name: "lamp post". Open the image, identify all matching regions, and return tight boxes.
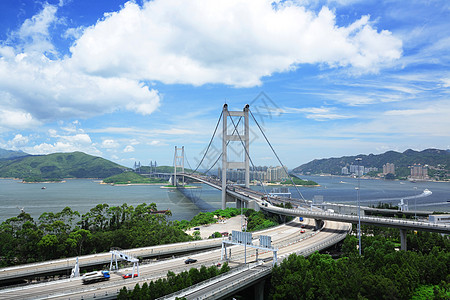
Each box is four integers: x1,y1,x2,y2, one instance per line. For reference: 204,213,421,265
355,157,362,256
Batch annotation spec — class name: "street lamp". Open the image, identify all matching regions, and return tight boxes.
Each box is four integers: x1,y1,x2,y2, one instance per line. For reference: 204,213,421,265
355,157,362,256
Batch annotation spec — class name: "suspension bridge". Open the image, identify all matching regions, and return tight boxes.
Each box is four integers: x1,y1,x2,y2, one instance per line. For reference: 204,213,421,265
169,104,450,250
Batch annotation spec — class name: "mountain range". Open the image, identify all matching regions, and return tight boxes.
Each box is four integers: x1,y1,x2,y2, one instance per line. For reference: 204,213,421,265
293,148,450,176
0,151,127,179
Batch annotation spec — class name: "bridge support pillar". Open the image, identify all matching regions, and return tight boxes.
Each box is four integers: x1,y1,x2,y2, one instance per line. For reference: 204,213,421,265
221,104,250,210
400,229,407,251
236,199,242,209
314,219,323,230
254,279,265,300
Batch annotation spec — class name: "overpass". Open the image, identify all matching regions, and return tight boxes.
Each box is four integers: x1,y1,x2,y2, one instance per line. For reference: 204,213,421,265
0,218,351,299
179,173,450,251
0,239,224,284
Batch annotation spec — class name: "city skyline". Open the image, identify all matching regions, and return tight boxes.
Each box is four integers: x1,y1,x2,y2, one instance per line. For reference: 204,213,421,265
0,0,449,168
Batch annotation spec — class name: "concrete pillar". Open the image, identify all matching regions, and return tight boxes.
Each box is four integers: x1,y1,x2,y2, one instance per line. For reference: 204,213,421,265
222,104,228,210
236,199,242,209
400,229,407,251
254,279,265,300
173,146,177,187
244,104,250,188
314,219,323,230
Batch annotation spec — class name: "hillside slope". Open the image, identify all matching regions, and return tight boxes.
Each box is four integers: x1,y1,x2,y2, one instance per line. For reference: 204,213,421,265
0,152,128,179
293,149,450,176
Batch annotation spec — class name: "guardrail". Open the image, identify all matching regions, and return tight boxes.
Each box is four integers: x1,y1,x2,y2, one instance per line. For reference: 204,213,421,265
158,222,351,300
265,206,450,233
0,239,224,281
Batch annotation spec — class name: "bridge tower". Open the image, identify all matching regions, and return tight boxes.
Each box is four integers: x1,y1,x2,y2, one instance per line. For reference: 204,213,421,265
221,104,250,210
173,146,185,186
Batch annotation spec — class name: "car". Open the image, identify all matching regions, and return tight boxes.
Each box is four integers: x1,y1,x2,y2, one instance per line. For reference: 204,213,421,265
122,273,138,279
301,224,306,228
193,227,200,231
185,258,198,264
300,230,306,234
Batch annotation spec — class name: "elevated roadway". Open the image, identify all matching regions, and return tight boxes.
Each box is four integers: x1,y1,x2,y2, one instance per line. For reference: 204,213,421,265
0,239,223,284
0,218,351,299
181,173,450,234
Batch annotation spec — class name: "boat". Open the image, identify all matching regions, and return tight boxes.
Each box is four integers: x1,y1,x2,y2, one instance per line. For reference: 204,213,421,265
41,187,46,190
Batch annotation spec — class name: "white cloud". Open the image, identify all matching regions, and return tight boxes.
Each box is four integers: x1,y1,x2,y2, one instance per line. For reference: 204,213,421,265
15,4,58,55
69,0,402,87
283,106,352,120
6,134,30,149
101,139,120,148
0,108,41,130
59,133,92,145
0,3,161,130
25,141,101,156
124,145,135,152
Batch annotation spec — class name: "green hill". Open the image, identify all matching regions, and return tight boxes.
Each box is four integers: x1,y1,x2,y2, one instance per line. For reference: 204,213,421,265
293,149,450,178
103,172,167,184
0,152,128,180
139,165,201,174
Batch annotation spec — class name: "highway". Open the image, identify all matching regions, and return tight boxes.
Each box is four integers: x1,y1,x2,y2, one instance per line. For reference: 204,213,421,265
162,219,351,300
0,238,224,283
182,173,450,234
0,217,351,299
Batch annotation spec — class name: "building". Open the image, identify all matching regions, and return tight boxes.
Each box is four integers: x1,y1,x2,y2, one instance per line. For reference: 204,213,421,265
350,165,365,176
410,164,428,180
429,214,450,225
218,165,288,183
341,166,349,175
383,163,395,175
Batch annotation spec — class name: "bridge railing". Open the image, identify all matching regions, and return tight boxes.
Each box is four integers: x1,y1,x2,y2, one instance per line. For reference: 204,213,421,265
266,206,450,232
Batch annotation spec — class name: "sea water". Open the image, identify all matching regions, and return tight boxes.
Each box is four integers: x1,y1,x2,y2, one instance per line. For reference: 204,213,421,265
0,176,448,223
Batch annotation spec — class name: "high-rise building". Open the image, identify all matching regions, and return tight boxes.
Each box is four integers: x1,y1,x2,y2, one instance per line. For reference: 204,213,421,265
341,166,349,175
410,164,428,180
383,163,395,175
218,165,288,183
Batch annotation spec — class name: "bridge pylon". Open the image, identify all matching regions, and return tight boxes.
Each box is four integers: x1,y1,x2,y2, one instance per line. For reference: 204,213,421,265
173,146,185,186
221,104,250,209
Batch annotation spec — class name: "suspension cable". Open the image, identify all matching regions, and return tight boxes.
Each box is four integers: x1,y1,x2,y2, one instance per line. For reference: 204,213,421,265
249,109,306,203
226,110,268,197
187,111,223,175
200,116,243,176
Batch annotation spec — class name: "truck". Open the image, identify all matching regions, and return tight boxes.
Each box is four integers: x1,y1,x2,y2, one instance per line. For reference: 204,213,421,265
82,270,110,284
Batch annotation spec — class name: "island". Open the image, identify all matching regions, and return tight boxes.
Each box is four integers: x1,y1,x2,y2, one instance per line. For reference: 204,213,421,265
102,172,168,185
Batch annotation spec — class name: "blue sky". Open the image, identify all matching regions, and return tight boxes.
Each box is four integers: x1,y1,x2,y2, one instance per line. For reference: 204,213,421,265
0,0,449,169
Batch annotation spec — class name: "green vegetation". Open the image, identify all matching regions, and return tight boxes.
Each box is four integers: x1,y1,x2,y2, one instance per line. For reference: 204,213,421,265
293,148,450,179
279,177,318,186
0,203,191,267
175,208,242,230
267,225,449,300
0,151,128,180
102,172,167,184
140,165,201,174
118,263,230,299
22,176,63,183
175,207,283,232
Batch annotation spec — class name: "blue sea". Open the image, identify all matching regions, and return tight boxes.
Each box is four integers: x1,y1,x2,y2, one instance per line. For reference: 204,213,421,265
0,176,448,223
